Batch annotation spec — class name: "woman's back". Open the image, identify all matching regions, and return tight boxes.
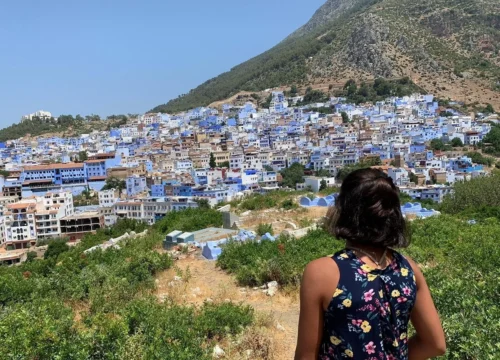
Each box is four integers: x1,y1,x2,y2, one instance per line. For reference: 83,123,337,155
295,169,445,360
319,249,416,360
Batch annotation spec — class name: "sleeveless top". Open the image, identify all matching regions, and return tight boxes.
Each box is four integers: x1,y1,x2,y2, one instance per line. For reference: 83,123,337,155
319,249,417,360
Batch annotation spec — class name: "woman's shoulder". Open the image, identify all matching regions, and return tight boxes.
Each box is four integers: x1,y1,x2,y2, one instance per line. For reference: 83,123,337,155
302,256,340,289
302,256,340,309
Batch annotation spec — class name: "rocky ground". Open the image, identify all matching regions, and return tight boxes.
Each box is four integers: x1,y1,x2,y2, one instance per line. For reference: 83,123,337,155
155,251,300,360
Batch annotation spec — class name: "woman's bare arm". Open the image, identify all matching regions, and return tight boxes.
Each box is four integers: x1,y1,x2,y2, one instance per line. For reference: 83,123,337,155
407,258,446,359
295,258,338,360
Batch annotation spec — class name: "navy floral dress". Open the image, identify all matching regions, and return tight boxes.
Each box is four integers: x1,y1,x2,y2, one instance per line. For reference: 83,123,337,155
319,249,417,360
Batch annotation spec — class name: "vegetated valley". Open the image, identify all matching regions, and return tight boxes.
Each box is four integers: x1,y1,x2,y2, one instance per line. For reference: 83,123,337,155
1,174,500,359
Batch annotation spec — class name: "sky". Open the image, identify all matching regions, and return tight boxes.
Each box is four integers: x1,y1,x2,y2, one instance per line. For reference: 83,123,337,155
0,0,325,127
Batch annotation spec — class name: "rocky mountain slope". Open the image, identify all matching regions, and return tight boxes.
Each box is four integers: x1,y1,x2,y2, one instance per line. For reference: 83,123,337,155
152,0,500,113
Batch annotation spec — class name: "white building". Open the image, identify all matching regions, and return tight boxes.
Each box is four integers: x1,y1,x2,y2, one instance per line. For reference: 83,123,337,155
21,110,52,122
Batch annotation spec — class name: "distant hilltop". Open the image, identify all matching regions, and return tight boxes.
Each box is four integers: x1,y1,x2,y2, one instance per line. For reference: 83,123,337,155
20,110,52,123
151,0,500,113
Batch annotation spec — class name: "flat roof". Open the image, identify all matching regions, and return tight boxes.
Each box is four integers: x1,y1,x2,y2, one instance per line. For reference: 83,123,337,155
167,230,183,237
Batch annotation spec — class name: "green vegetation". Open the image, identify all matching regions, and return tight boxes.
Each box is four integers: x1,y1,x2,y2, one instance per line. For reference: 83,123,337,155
229,190,303,212
209,152,216,168
297,87,329,106
450,137,464,147
217,229,339,286
319,179,328,191
341,111,349,123
0,218,253,359
466,151,494,167
336,78,424,104
481,124,500,154
256,223,274,236
280,162,305,188
43,238,70,259
217,215,500,359
154,207,223,234
429,138,452,151
440,171,500,216
101,177,126,193
73,188,99,207
0,115,128,142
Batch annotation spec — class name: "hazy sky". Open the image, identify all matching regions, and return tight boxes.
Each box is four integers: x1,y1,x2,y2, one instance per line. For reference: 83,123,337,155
0,0,324,126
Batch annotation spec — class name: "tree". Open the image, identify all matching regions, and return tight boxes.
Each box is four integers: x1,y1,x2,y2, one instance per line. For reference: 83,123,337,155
341,111,349,123
209,153,216,168
220,161,230,168
484,103,495,114
290,85,298,96
319,179,328,191
450,137,464,147
26,251,37,262
102,177,126,193
440,111,454,117
263,165,274,172
195,198,211,210
430,138,446,151
315,169,331,177
78,150,88,162
44,239,69,260
280,162,305,188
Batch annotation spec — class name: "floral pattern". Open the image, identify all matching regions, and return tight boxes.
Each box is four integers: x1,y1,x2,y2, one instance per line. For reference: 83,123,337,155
319,249,417,360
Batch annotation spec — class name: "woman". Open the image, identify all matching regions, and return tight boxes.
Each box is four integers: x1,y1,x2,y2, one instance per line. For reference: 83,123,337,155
295,169,445,360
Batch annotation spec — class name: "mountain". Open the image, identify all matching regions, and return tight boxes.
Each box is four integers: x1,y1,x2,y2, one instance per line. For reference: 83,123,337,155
152,0,500,113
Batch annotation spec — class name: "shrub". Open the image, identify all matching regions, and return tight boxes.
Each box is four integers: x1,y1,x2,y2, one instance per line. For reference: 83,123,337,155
44,239,70,259
0,223,254,359
154,208,223,234
256,223,274,236
281,198,298,210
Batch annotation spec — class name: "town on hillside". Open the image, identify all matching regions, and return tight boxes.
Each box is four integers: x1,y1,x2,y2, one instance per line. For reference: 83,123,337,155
0,91,497,264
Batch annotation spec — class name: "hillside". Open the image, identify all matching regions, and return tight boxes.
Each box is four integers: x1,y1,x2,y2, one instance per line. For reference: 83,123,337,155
152,0,500,113
0,115,128,142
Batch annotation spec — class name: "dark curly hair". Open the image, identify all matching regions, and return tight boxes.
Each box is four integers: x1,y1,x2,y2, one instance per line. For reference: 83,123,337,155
326,168,409,248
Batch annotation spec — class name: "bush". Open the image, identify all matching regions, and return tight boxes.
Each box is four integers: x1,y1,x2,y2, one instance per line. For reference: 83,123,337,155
217,229,343,286
0,221,254,359
256,223,274,236
44,239,70,259
280,198,297,210
154,208,223,234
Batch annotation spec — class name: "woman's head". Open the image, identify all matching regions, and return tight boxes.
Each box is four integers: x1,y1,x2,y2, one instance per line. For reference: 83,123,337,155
326,168,409,248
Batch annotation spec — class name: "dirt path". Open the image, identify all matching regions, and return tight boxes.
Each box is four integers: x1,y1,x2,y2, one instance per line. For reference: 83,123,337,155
156,254,300,360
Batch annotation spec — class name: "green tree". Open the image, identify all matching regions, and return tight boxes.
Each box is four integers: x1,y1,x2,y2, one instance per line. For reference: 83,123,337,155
78,150,88,162
209,152,216,168
102,177,126,193
450,137,464,147
195,198,211,209
26,251,37,262
290,85,298,96
263,165,274,172
44,239,69,260
484,103,495,114
430,138,446,151
315,169,331,177
220,161,230,168
341,111,349,123
280,162,305,188
319,179,328,191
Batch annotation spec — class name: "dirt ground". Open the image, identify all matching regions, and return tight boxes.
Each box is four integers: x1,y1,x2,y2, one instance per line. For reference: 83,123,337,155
239,206,329,235
156,254,300,360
